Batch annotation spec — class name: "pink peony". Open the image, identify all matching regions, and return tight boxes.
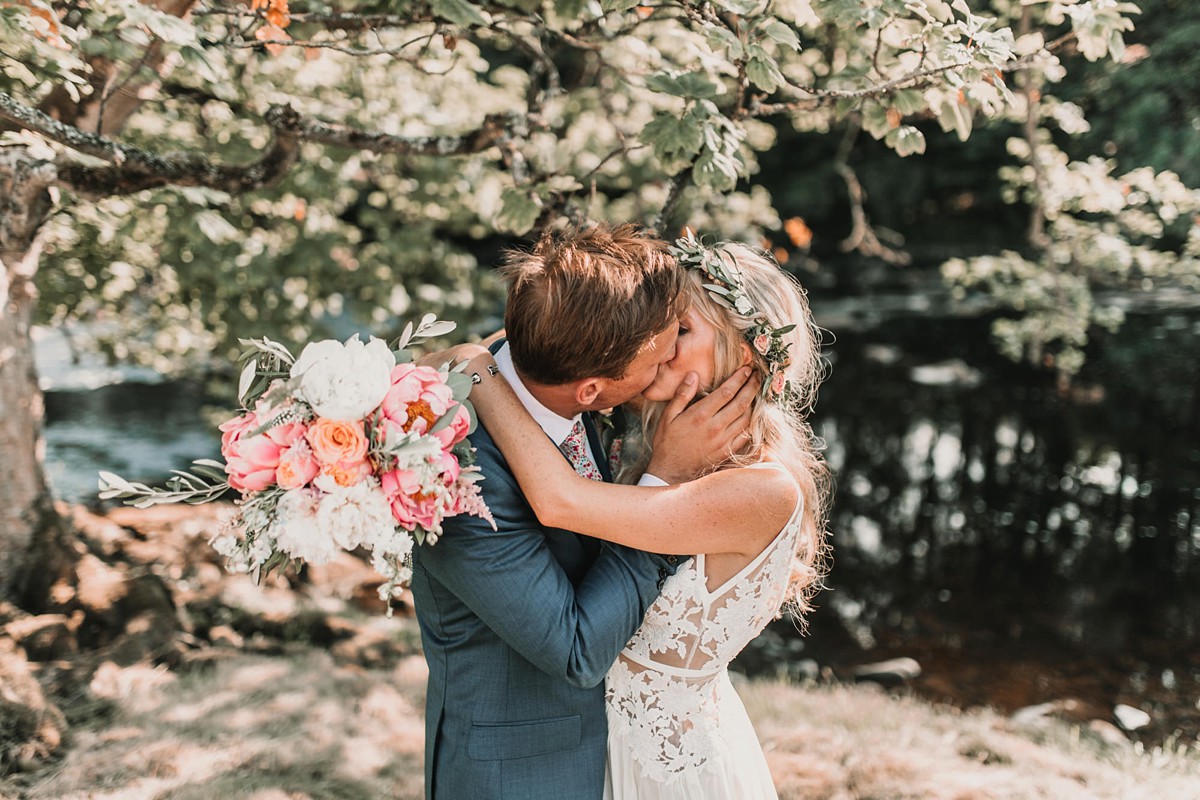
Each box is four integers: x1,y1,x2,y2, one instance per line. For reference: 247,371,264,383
224,421,307,493
436,450,461,486
434,404,472,449
219,411,259,458
382,364,455,436
381,467,443,532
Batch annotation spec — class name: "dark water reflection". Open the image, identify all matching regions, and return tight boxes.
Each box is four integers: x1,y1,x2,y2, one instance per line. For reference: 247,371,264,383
744,306,1200,743
43,304,1200,742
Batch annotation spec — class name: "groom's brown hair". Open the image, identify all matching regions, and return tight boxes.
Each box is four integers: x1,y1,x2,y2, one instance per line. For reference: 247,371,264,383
500,223,684,385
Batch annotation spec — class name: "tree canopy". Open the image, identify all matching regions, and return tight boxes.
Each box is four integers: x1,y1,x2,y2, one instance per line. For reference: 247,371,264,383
2,0,1197,377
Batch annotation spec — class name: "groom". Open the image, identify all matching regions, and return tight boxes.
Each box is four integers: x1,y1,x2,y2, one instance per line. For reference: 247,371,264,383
410,224,737,799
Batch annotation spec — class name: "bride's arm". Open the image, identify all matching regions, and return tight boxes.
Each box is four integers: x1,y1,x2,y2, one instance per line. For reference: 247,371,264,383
464,353,795,557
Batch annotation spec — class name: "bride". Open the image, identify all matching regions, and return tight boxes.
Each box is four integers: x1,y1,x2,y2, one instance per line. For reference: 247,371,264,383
454,236,830,799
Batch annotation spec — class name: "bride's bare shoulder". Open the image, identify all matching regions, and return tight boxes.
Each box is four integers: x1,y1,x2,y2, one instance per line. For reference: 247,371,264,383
695,463,798,537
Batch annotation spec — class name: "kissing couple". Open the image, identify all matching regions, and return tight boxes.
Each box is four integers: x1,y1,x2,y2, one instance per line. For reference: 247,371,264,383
412,222,830,799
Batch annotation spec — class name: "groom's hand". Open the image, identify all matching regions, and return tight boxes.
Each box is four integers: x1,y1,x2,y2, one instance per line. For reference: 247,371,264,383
646,366,758,484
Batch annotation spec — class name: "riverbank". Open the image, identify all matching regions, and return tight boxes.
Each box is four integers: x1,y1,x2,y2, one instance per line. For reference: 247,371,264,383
2,504,1197,799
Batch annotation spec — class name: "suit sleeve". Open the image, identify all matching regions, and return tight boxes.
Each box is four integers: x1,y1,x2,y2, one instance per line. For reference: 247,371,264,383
418,449,675,689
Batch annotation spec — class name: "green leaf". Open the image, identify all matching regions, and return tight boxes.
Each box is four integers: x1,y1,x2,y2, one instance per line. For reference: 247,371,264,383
180,45,224,84
645,71,720,99
891,89,925,116
431,0,489,27
195,210,239,244
746,56,784,94
938,97,974,141
554,0,590,20
760,20,801,52
495,188,542,235
600,0,641,11
884,125,927,157
123,5,198,46
705,26,745,59
642,112,704,164
714,0,761,14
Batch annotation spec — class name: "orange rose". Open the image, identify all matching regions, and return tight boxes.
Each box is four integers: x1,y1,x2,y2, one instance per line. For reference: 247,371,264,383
321,460,371,488
306,418,369,467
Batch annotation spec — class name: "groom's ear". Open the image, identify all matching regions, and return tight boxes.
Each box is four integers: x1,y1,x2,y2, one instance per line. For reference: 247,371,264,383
575,378,604,407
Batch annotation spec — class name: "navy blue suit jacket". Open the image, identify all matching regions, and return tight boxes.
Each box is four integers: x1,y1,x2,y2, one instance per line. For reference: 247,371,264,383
411,386,675,800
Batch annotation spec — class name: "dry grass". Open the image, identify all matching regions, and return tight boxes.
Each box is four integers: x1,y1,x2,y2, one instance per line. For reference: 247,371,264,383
10,651,430,800
742,679,1200,800
6,649,1199,800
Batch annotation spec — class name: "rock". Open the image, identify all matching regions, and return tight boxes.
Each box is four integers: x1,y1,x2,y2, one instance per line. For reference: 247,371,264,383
850,657,921,687
909,359,983,388
74,553,128,634
1011,701,1061,727
1113,703,1151,732
0,638,68,773
208,624,244,649
105,610,181,667
790,658,821,683
4,614,78,661
1088,719,1132,748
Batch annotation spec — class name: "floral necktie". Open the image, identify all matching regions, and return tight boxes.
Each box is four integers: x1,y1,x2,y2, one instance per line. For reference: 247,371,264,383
559,419,604,482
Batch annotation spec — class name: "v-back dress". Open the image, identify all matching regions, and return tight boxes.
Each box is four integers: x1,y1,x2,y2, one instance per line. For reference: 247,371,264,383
604,462,801,800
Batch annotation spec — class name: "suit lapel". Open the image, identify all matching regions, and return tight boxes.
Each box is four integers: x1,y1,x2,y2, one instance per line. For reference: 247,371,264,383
582,412,613,483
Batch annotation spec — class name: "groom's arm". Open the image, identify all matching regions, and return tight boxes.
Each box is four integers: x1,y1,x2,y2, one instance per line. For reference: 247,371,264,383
418,462,674,689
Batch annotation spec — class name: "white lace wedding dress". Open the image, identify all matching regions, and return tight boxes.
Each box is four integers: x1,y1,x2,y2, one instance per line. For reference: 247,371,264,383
604,462,800,800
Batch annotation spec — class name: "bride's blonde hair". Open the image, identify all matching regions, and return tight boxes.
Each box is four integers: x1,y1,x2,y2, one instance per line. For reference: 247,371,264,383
619,243,831,618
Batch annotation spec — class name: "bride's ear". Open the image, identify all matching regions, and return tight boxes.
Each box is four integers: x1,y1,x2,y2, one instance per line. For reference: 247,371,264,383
739,341,755,367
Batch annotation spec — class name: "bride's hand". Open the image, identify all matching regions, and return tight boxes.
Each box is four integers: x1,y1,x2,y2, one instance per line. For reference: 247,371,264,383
646,367,759,484
417,342,490,370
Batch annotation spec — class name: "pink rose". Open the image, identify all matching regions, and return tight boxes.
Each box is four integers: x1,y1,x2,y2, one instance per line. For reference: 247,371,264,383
434,404,472,449
770,370,787,397
754,334,771,355
276,441,319,490
224,421,307,493
382,364,455,436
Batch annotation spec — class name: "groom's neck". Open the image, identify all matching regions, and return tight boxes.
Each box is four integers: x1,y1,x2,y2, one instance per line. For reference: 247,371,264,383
517,369,585,419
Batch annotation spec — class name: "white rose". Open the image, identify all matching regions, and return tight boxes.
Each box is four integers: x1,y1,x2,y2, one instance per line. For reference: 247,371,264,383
273,490,339,564
316,479,397,552
290,334,395,420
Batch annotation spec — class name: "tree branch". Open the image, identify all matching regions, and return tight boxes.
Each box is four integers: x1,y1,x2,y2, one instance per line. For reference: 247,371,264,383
652,166,693,236
54,105,305,199
0,90,525,200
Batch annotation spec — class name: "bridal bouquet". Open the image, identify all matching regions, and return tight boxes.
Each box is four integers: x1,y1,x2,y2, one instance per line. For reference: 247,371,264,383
98,316,492,603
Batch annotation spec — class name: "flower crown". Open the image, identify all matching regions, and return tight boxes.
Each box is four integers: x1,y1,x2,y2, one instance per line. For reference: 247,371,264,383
669,232,799,406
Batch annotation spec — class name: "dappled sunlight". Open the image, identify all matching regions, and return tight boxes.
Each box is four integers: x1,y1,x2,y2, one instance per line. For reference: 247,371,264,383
741,680,1200,800
24,652,426,800
88,662,177,714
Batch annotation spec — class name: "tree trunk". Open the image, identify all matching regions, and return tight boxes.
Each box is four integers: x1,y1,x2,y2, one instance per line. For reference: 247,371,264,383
0,165,75,609
0,0,201,610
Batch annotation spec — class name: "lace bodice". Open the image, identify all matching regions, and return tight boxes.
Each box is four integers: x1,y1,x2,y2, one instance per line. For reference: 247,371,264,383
605,463,802,783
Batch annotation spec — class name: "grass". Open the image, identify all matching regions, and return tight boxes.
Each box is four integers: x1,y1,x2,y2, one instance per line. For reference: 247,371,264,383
4,645,1198,800
742,678,1200,800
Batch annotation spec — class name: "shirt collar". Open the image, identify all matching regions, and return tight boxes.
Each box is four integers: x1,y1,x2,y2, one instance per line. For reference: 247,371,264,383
494,343,582,447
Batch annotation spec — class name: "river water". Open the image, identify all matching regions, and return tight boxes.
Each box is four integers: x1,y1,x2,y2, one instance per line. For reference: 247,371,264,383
41,295,1200,745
